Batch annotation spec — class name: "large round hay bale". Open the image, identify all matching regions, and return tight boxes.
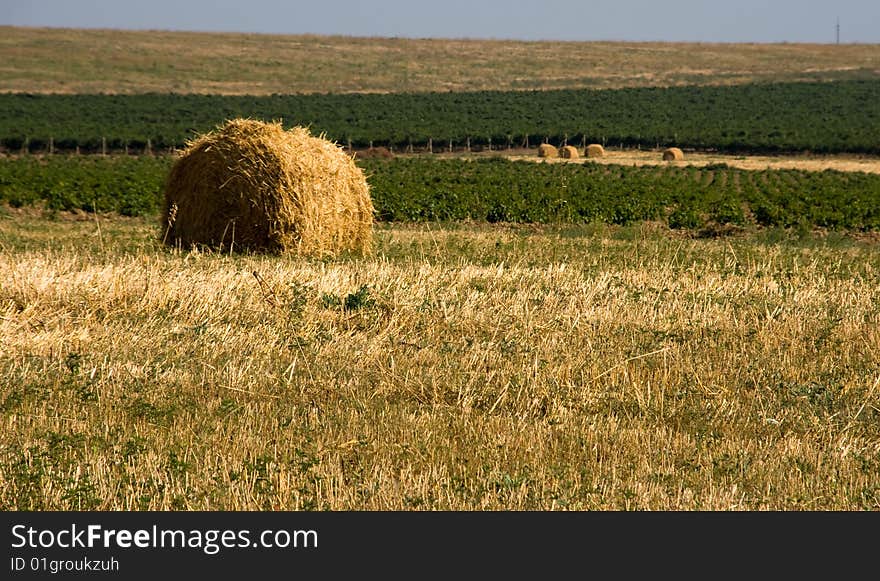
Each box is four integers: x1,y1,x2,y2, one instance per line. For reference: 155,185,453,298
538,143,559,158
663,147,684,161
560,145,580,159
161,119,374,256
585,143,606,158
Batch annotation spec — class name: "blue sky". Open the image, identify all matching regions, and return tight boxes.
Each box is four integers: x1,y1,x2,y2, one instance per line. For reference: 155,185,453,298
2,0,879,43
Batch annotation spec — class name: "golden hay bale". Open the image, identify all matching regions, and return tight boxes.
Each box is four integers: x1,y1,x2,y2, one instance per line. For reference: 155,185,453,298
161,118,374,257
356,146,394,159
585,143,605,158
663,147,684,161
538,143,559,158
560,145,580,159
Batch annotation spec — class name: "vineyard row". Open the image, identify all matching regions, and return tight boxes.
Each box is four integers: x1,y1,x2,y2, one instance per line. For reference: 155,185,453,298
2,80,879,155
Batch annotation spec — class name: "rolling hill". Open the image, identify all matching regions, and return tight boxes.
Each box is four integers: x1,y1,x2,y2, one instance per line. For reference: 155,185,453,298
2,26,878,95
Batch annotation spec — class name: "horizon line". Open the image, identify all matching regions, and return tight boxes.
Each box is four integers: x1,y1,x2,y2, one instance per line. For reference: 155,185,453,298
0,23,873,46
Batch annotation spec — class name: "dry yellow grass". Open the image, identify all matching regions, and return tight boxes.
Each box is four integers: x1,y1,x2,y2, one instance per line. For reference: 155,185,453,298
1,214,878,510
2,26,878,94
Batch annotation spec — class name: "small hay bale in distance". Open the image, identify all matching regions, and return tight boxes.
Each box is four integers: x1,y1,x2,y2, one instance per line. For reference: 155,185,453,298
161,118,374,257
560,145,580,159
538,143,559,158
663,147,685,161
585,143,606,158
356,146,394,159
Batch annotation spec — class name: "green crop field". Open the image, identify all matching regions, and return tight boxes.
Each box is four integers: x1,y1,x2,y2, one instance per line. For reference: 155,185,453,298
3,155,880,231
3,81,880,154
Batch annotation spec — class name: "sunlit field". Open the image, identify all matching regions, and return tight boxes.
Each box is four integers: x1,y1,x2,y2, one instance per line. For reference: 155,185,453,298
3,27,878,94
2,212,878,510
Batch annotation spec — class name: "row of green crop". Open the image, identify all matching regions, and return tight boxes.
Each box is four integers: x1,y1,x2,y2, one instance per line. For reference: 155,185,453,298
361,158,880,230
0,156,169,217
2,156,879,230
2,80,879,154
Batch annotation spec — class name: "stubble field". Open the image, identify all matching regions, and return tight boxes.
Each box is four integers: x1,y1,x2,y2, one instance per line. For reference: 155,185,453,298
1,213,878,510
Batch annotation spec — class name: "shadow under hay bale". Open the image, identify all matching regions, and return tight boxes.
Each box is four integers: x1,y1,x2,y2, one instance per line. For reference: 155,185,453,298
161,119,374,257
560,145,580,159
663,147,685,161
585,144,605,158
538,143,558,158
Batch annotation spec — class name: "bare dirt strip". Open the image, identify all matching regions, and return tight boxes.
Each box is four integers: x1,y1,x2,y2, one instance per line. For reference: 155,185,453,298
430,148,880,174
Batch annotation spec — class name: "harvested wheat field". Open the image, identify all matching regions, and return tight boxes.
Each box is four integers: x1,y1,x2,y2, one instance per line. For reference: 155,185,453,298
1,213,878,510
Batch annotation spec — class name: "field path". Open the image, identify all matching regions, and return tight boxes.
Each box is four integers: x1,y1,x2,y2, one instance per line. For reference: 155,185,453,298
439,148,880,174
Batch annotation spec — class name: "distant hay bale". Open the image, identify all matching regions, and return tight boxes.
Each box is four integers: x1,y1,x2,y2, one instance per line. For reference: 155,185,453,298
560,145,580,159
538,143,558,158
663,147,684,161
585,143,605,158
161,118,374,257
356,146,394,159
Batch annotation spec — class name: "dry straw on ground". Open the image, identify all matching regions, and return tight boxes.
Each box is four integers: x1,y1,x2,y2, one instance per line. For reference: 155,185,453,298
586,144,606,158
560,145,580,159
161,118,374,257
663,147,685,161
538,143,559,158
4,216,880,510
